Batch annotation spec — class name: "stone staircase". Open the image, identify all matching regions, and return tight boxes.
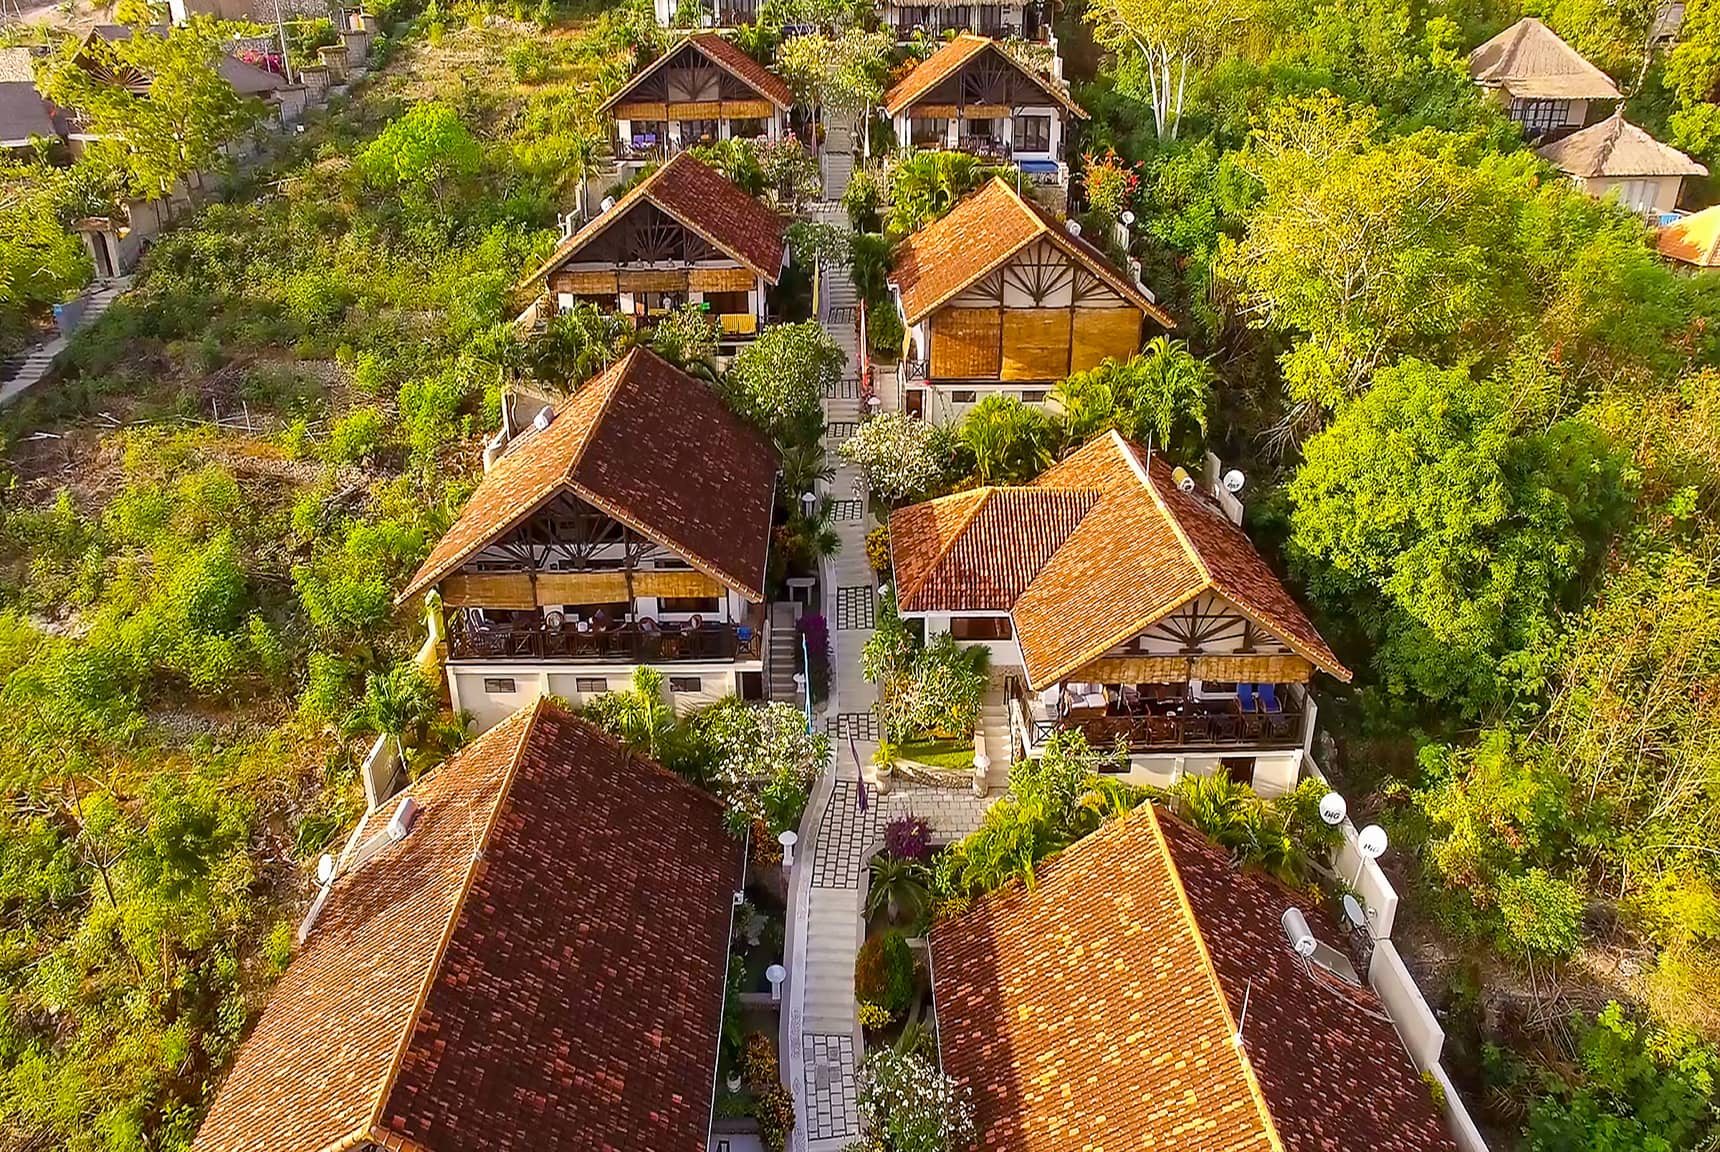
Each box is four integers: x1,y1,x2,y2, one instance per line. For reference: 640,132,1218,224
820,111,857,204
978,684,1012,790
767,601,801,703
0,279,130,407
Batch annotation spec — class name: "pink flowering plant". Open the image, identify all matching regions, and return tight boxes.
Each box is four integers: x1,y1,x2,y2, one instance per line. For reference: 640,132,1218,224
1080,148,1142,224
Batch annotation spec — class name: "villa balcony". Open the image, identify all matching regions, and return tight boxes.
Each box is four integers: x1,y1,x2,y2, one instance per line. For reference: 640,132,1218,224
449,603,766,664
1007,676,1308,757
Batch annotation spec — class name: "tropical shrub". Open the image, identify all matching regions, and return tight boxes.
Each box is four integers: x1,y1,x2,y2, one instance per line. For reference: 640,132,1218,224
796,613,832,704
1080,148,1141,225
898,631,988,738
1048,338,1213,461
854,930,916,1015
744,1031,778,1092
755,1085,797,1152
854,1049,976,1152
723,321,844,447
867,852,931,925
696,698,830,835
324,405,387,465
953,394,1054,485
858,999,895,1029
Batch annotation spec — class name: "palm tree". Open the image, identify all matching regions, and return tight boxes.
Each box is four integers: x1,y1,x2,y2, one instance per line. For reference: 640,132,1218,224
886,150,992,236
778,441,835,511
344,663,439,772
1049,361,1125,453
957,394,1053,484
866,854,931,924
528,303,635,393
1127,335,1213,454
564,117,608,220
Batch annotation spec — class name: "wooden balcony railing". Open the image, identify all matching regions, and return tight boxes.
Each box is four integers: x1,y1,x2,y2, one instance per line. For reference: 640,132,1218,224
449,614,763,664
1009,677,1303,753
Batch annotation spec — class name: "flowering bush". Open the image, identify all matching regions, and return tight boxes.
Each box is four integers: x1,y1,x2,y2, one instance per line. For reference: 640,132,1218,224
723,321,844,447
865,525,891,573
745,1031,778,1093
855,1049,976,1152
858,999,895,1029
756,1085,797,1152
901,632,989,737
884,815,932,861
854,930,916,1015
696,699,831,835
1081,148,1141,224
840,413,950,506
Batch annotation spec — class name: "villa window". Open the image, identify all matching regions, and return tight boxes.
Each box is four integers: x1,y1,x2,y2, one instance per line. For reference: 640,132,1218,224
1013,115,1051,154
951,388,978,403
576,677,609,693
951,616,1012,640
680,117,720,145
669,676,704,693
729,116,765,139
483,677,518,694
662,595,722,614
1507,98,1566,138
911,116,949,146
1021,389,1047,403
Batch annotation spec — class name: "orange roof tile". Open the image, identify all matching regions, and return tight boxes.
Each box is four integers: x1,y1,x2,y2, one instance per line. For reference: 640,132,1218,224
888,432,1349,688
399,347,779,604
889,178,1174,328
193,701,744,1152
881,33,1084,119
602,31,793,111
517,151,786,289
931,805,1458,1152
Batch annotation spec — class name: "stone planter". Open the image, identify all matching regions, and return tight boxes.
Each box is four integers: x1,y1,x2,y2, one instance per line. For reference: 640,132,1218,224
297,63,331,101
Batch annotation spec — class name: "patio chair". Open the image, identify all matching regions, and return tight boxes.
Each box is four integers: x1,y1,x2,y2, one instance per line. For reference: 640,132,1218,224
1209,712,1240,742
1236,682,1257,712
1146,716,1177,745
1259,683,1282,713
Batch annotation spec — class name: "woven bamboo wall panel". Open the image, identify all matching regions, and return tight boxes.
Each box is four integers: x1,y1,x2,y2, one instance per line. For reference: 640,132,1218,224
721,99,775,118
1001,308,1071,380
535,571,631,605
552,270,619,294
617,269,689,292
962,103,1008,118
930,307,1002,378
669,100,721,119
1075,656,1191,683
613,101,667,120
632,570,725,598
1070,307,1142,373
913,103,959,118
688,266,755,292
1192,654,1312,683
442,572,536,609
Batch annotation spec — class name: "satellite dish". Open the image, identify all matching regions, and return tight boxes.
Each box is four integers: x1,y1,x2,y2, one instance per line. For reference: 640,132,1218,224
1357,824,1388,860
1120,209,1136,226
1281,907,1317,957
1342,894,1366,929
316,853,336,886
1318,791,1347,826
599,195,616,212
1065,219,1082,237
533,406,554,432
1223,469,1246,494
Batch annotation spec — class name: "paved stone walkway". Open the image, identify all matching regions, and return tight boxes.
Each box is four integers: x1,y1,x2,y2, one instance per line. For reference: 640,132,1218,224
783,246,997,1151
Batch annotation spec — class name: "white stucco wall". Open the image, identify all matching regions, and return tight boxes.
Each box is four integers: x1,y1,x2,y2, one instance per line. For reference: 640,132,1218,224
448,661,755,731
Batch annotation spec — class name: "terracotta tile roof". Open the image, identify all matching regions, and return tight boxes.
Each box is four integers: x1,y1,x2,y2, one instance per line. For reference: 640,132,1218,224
881,33,1084,118
1538,109,1707,178
891,487,1098,612
889,178,1174,328
1468,17,1621,100
193,700,743,1152
603,31,793,112
931,805,1457,1152
400,346,779,604
888,432,1349,687
517,151,787,289
1658,204,1720,266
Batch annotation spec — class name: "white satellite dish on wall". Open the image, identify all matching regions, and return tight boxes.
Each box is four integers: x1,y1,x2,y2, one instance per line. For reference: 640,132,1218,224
1223,469,1246,493
1318,791,1347,826
1357,824,1388,859
316,853,336,886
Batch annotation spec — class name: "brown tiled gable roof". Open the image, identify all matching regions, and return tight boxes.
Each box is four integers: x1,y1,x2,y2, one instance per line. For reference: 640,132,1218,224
193,700,744,1152
1658,203,1720,266
516,151,787,288
1159,814,1457,1152
1467,16,1621,100
891,487,1099,612
889,178,1174,328
882,33,1085,118
400,346,779,604
1538,109,1707,178
931,804,1457,1152
603,31,793,112
889,432,1348,687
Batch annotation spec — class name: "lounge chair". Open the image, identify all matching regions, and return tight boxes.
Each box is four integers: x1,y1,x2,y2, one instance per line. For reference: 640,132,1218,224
1259,683,1281,713
1236,682,1257,712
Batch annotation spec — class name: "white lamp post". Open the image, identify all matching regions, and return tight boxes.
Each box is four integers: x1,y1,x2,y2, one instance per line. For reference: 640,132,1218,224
766,963,787,1002
778,829,798,869
800,490,817,518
